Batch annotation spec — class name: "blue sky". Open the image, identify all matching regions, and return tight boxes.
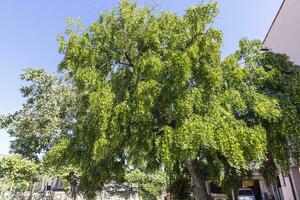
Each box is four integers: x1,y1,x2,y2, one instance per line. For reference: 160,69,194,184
0,0,282,154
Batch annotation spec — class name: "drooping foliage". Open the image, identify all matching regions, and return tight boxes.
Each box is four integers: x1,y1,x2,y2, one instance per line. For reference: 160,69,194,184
266,53,300,166
54,1,280,198
2,1,300,199
259,52,300,174
234,38,300,184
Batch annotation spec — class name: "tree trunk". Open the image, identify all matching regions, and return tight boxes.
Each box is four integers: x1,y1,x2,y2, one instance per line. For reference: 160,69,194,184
28,180,34,200
184,160,211,200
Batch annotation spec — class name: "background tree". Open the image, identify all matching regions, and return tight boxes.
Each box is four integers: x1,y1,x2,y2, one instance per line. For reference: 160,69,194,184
125,169,167,200
0,68,75,159
0,154,40,199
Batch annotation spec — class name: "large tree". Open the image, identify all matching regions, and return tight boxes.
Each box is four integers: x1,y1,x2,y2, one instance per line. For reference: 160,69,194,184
2,1,294,200
52,1,279,199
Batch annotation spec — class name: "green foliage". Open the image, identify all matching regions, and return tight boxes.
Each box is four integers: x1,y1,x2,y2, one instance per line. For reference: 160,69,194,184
0,155,40,192
169,174,193,200
54,1,280,197
260,157,277,185
258,51,300,171
125,169,167,200
235,38,300,182
3,1,300,198
0,68,75,158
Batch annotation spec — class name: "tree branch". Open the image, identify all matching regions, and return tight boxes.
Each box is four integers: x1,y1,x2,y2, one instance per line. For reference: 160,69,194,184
181,32,204,51
125,52,134,67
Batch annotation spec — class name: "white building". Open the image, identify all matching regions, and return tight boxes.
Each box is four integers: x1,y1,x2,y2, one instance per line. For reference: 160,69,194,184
263,0,300,65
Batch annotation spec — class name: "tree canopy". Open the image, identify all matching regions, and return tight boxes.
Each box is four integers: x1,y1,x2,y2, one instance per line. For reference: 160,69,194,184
0,154,40,192
256,51,300,183
0,68,75,158
1,1,300,199
54,1,280,198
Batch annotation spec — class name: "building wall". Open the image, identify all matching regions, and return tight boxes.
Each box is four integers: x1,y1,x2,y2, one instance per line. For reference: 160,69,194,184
259,180,275,200
278,173,295,200
263,0,300,65
291,167,300,200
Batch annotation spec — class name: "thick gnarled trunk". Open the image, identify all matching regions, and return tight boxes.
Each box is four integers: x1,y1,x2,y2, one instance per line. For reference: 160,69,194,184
185,160,211,200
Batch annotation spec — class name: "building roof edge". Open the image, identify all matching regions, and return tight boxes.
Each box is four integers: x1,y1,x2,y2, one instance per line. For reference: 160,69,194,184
263,0,286,44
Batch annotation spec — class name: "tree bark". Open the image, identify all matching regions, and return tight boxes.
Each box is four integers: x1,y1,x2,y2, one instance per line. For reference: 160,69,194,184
184,160,211,200
28,180,34,200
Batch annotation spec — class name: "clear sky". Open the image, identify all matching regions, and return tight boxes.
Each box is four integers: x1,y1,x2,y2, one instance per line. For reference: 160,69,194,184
0,0,282,154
